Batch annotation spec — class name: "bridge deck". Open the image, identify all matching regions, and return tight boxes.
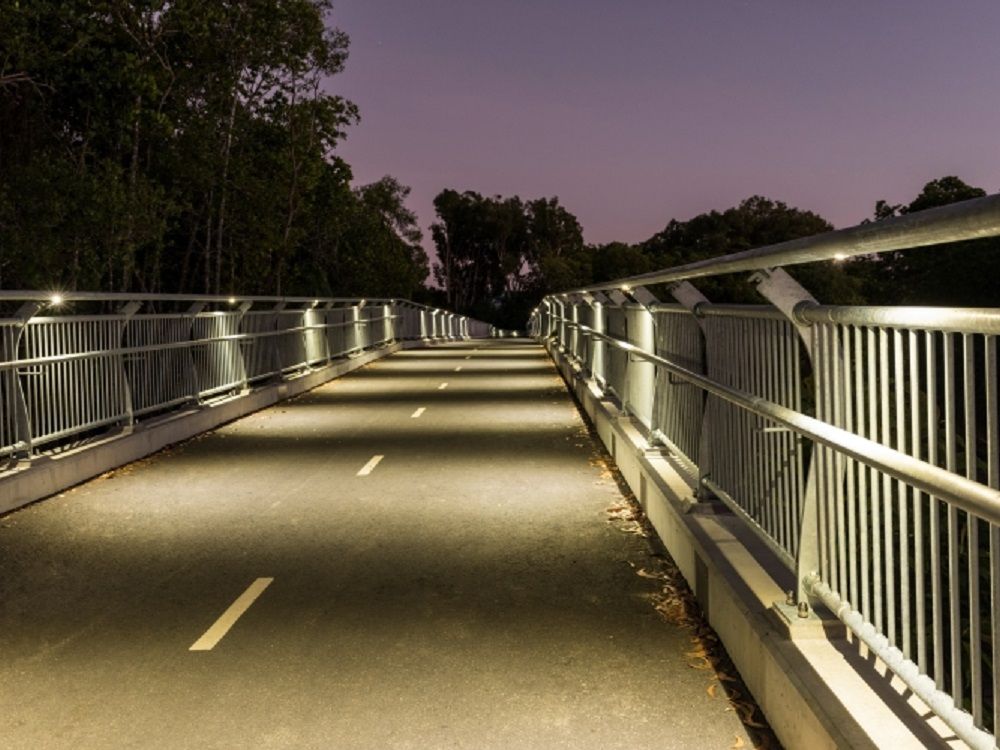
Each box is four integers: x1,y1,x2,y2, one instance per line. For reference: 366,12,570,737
0,341,752,749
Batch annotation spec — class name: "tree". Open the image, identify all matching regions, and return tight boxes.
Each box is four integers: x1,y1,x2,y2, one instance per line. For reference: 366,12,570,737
859,176,997,306
640,196,862,304
430,190,589,326
589,242,656,284
0,1,430,300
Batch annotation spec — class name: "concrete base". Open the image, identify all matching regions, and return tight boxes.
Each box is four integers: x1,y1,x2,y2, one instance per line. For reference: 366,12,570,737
0,343,411,516
545,341,967,750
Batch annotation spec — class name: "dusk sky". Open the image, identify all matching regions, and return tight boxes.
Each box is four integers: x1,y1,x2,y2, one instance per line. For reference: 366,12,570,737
330,1,1000,246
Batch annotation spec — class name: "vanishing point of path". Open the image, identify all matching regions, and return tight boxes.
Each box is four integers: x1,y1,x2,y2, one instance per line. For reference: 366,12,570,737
0,341,756,749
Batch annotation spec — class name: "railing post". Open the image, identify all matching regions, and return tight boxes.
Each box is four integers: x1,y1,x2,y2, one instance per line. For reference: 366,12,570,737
354,300,366,351
588,293,608,387
750,268,821,609
318,301,333,365
269,300,287,377
185,301,207,401
668,282,714,499
623,286,658,432
231,300,253,388
568,296,580,358
9,301,44,459
116,300,142,430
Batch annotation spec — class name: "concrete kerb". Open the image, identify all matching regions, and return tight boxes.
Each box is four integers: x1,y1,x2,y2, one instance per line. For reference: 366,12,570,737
543,340,964,750
0,339,448,517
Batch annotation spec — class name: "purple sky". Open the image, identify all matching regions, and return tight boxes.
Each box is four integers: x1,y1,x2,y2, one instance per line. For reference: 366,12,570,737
328,1,1000,247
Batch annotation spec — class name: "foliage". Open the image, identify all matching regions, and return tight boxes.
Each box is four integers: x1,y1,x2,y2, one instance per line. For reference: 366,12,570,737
0,0,429,297
856,176,998,306
430,189,588,328
639,196,864,304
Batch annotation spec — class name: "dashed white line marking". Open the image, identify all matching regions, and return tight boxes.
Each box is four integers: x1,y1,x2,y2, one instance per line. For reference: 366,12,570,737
411,407,426,419
357,454,384,476
190,577,273,652
438,382,449,390
454,366,463,372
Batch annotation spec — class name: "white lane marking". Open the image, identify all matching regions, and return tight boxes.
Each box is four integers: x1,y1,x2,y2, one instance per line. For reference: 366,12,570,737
357,454,385,476
438,382,449,390
190,577,273,652
454,366,463,372
411,407,426,419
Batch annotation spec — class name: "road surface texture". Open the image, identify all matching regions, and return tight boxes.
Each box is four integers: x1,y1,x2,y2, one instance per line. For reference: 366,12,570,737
0,341,757,749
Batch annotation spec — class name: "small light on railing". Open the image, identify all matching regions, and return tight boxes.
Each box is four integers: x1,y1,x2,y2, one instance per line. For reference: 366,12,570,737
49,294,64,306
228,296,237,304
833,253,848,262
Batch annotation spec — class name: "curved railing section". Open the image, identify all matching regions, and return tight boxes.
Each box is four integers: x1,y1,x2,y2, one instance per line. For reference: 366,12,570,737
0,292,491,462
530,193,1000,750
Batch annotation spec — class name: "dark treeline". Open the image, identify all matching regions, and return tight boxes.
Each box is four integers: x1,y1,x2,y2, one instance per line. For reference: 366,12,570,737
431,176,999,328
2,4,996,323
0,0,428,298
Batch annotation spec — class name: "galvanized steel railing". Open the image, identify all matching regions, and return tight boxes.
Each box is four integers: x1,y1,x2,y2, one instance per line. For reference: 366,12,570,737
0,293,491,460
530,193,1000,750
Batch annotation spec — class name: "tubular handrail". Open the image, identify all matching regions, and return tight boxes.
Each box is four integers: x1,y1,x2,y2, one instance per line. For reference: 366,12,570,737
0,294,492,459
566,192,1000,294
798,304,1000,334
561,319,1000,526
532,193,1000,749
0,291,459,320
0,319,391,373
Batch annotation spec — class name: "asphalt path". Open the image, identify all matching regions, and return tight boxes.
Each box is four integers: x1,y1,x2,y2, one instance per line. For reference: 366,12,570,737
0,341,752,749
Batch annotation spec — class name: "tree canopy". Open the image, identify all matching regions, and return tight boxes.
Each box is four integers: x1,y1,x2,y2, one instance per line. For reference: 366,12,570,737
857,176,998,306
0,0,428,298
430,190,589,328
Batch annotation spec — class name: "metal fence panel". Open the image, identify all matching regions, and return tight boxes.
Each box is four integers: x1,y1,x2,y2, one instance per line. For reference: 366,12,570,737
20,317,130,447
651,308,704,467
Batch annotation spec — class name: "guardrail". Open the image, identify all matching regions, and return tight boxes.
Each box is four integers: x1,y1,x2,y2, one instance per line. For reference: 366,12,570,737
530,193,1000,750
0,292,491,461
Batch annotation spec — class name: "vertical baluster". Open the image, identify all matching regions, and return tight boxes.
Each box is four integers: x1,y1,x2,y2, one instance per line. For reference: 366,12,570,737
868,327,883,633
793,320,804,555
879,327,896,646
844,326,858,609
777,321,790,552
894,328,911,658
944,332,962,699
986,334,1000,736
768,319,779,542
964,334,982,722
833,324,848,598
909,329,926,671
817,323,832,586
928,331,944,688
856,326,870,622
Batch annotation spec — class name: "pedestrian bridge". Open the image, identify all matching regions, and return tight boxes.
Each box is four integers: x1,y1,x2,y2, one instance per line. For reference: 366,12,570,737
3,194,1000,749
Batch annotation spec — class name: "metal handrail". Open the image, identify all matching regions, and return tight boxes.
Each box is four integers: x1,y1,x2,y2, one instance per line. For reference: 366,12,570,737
0,295,492,460
533,192,1000,749
561,192,1000,293
798,304,1000,334
562,319,1000,525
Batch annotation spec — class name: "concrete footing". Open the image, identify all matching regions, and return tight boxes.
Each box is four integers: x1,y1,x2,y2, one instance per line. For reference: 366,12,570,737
0,343,405,516
546,341,967,750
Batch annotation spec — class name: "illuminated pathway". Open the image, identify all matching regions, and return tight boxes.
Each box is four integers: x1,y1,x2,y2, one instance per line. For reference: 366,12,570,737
0,341,753,749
